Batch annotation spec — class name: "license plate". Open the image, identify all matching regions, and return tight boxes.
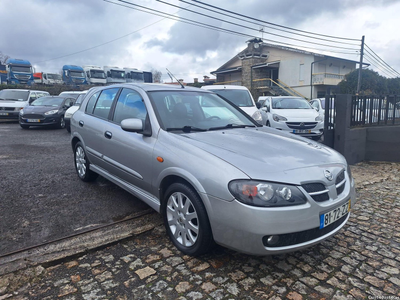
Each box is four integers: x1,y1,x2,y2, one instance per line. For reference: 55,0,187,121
320,200,351,229
0,112,8,116
293,129,311,133
27,119,40,123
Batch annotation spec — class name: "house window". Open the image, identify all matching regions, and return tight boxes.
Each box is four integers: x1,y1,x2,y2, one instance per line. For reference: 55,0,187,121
299,64,305,81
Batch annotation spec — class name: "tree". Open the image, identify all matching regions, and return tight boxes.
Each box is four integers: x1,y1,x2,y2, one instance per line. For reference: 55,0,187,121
338,68,388,95
151,69,162,83
0,51,10,64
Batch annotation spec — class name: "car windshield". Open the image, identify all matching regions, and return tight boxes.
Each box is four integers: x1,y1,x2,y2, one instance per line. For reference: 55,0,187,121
209,89,254,107
0,90,29,101
90,70,106,79
70,71,85,77
59,92,80,99
148,90,256,132
272,98,312,109
10,66,32,73
47,74,61,80
74,94,85,106
31,97,64,107
320,99,334,109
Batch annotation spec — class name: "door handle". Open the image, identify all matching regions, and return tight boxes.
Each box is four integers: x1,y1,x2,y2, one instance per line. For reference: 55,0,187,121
104,131,112,139
78,120,84,127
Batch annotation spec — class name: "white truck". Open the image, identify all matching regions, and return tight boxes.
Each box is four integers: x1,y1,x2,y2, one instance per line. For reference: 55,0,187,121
33,72,63,85
124,68,144,83
103,66,126,84
83,65,106,85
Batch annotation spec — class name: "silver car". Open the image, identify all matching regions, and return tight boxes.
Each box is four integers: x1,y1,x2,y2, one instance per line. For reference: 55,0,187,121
71,83,356,256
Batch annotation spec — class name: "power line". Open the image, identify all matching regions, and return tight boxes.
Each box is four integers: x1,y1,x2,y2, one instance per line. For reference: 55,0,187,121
365,44,400,77
32,1,189,64
110,0,359,57
179,0,360,47
157,0,360,50
190,0,360,42
363,53,398,78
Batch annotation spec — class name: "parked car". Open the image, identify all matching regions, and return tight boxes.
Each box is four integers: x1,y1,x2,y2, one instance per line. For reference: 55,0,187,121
71,83,356,256
59,91,85,99
258,96,324,140
64,90,90,133
19,96,75,129
310,97,335,120
201,85,263,124
0,89,49,120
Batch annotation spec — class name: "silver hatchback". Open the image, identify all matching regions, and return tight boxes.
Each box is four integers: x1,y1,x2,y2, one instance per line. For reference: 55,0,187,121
71,83,356,256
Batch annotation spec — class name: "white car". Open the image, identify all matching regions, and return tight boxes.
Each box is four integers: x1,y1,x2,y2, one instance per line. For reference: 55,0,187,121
63,91,89,132
202,85,263,124
259,96,324,140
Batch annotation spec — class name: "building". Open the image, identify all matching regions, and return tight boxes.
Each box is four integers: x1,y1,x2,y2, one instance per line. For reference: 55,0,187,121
211,38,366,100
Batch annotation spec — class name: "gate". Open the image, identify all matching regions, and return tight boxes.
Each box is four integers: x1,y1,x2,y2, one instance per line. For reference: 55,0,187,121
323,95,336,148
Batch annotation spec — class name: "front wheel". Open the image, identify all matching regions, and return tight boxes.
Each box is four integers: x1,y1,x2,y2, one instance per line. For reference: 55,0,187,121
162,183,214,256
74,142,98,182
58,116,66,129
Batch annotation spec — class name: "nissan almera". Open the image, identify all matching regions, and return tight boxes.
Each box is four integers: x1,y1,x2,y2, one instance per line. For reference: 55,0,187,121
71,83,356,256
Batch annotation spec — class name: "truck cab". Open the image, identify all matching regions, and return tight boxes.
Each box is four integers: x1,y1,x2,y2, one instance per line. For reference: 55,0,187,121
124,68,144,83
62,65,87,86
33,72,62,85
6,58,34,85
83,65,106,85
103,66,126,84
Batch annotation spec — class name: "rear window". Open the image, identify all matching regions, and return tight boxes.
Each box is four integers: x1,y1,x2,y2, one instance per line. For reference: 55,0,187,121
210,89,254,107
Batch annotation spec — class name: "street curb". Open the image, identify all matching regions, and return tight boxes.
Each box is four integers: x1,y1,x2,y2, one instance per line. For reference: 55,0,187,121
0,212,162,276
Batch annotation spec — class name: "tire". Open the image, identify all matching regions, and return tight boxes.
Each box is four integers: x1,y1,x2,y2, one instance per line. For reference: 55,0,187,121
162,182,214,256
58,116,66,129
266,121,270,127
20,124,30,129
74,142,98,182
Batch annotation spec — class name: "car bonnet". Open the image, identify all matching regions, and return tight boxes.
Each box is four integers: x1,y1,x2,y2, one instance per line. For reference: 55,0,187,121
172,127,345,184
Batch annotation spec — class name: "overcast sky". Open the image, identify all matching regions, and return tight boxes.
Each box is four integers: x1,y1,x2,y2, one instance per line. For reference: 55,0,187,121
1,0,399,82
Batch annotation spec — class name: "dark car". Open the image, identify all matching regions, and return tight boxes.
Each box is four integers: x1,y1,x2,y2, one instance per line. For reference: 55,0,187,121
19,96,75,129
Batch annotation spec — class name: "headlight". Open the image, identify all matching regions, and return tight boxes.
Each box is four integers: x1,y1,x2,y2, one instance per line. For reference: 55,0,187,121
251,110,262,123
315,115,323,122
272,114,287,122
19,109,24,115
16,107,24,112
45,110,59,115
228,180,307,207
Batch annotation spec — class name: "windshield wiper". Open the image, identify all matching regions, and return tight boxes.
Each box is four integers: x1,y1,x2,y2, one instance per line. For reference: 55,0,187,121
209,124,256,131
166,126,208,133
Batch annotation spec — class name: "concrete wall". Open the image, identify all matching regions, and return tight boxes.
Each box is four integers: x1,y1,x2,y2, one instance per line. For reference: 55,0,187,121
331,94,400,164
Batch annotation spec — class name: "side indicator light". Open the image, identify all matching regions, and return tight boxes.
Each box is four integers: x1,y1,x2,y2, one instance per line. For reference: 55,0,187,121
157,156,164,163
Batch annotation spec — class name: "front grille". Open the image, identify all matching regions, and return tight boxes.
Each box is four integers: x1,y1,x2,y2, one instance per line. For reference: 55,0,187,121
302,183,329,202
23,114,43,119
262,213,348,248
336,170,346,196
72,78,84,83
286,122,317,129
0,107,15,111
15,74,30,80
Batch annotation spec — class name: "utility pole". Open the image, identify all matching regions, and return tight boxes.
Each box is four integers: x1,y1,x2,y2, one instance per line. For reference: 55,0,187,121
356,35,365,95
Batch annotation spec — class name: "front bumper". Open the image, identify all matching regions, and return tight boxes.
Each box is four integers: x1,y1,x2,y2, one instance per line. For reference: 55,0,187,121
205,174,356,255
270,119,324,138
0,111,20,119
19,115,62,127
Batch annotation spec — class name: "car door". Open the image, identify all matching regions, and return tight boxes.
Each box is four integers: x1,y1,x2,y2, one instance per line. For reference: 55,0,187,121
101,87,157,192
76,87,120,169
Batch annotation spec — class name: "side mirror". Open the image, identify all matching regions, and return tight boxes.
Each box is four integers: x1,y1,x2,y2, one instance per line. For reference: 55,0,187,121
121,118,143,133
256,102,261,109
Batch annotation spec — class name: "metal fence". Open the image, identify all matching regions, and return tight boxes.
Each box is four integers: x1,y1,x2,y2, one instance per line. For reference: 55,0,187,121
350,95,400,127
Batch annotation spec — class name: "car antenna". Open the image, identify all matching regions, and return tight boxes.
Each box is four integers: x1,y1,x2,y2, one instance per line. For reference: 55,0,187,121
166,68,184,89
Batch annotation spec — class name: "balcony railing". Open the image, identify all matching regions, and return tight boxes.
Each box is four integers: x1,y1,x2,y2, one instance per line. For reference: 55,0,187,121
312,73,345,85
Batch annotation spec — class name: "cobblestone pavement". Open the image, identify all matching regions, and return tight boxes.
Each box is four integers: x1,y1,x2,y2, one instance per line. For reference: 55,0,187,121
1,162,399,300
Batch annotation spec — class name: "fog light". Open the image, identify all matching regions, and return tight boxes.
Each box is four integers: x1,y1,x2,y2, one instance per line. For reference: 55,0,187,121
267,235,279,246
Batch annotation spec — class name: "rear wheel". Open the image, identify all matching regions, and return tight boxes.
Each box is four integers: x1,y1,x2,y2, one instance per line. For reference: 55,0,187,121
162,182,214,256
74,142,98,182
